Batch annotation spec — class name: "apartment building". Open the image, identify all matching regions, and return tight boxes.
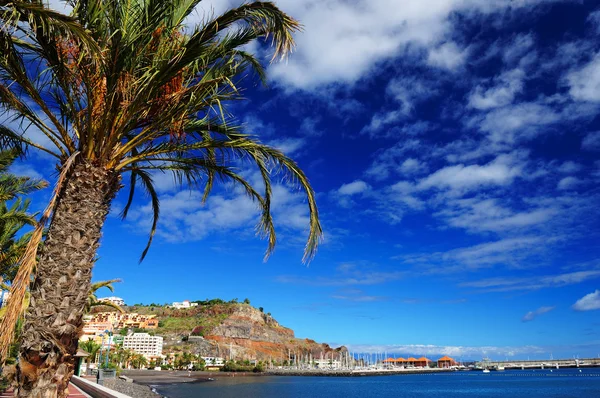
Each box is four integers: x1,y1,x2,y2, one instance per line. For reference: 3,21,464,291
170,300,198,309
87,312,159,329
99,296,125,306
123,333,163,359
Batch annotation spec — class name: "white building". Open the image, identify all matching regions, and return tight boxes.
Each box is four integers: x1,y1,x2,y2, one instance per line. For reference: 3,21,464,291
201,357,225,367
314,359,342,369
123,333,163,359
0,290,9,308
170,300,198,309
99,296,125,306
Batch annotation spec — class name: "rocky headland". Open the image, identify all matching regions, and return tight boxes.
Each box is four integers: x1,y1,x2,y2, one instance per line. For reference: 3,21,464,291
125,301,346,362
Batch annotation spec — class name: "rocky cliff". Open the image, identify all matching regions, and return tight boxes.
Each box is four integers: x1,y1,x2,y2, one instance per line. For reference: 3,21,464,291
133,303,346,361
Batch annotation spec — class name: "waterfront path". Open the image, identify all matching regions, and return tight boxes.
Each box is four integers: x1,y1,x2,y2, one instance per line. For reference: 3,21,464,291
1,383,90,398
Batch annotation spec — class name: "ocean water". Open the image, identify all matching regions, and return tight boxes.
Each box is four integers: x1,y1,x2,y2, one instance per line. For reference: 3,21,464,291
155,368,600,398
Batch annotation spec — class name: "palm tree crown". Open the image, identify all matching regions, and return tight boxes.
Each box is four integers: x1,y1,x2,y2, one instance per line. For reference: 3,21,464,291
0,0,321,262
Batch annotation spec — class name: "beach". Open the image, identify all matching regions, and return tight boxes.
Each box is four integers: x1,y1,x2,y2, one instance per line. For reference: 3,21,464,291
120,369,265,385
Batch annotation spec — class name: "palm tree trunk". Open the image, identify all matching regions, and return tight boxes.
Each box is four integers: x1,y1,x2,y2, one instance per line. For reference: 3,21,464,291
15,161,120,398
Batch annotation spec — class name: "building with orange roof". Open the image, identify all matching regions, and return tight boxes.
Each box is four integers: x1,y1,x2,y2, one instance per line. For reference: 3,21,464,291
415,357,431,367
406,357,418,366
438,356,456,368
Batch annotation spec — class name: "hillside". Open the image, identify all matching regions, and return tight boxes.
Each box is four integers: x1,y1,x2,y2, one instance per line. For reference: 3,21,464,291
121,301,346,361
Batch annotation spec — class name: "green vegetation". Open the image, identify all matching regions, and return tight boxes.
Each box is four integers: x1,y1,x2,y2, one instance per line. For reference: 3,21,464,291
0,149,47,284
78,339,101,370
222,360,265,373
0,374,8,393
155,317,199,334
192,298,247,306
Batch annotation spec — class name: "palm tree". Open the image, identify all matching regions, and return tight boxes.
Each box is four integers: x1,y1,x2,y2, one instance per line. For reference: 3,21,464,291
0,1,321,396
0,150,47,283
0,149,46,367
130,353,148,370
78,339,101,372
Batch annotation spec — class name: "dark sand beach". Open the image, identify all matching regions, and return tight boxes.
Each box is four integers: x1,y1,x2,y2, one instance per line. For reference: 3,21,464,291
121,370,265,385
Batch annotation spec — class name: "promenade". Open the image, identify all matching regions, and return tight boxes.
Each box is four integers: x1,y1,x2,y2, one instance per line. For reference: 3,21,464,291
1,384,89,398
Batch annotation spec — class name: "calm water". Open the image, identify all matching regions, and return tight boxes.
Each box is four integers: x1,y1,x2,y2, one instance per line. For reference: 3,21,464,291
155,368,600,398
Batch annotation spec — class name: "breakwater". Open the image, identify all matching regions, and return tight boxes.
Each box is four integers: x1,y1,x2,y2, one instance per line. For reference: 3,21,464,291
266,368,455,377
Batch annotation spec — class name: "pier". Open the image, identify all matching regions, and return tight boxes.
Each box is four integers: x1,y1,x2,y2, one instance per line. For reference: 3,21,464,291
480,358,600,370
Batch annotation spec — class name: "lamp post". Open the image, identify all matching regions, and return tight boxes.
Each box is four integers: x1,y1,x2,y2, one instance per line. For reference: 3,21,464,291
104,329,112,368
98,333,105,368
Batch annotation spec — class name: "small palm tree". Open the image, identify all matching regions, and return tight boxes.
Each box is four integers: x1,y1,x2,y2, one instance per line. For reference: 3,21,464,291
0,1,321,396
0,150,47,282
78,339,101,371
130,353,148,369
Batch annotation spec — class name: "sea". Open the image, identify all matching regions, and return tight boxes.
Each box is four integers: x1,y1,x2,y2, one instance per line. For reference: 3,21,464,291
154,368,600,398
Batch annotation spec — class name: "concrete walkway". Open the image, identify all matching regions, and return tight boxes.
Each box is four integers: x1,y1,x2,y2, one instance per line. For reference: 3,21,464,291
1,383,90,398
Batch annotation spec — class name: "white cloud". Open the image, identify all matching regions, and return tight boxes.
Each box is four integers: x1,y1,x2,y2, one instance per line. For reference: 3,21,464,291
243,114,275,137
277,262,407,286
588,10,600,34
47,0,71,13
366,140,423,180
558,161,582,174
451,236,543,265
361,111,406,137
427,42,468,70
346,343,545,358
461,269,600,292
387,76,439,115
582,131,600,151
557,176,581,190
567,53,600,102
468,69,524,110
475,102,560,144
361,79,438,137
417,154,522,192
149,171,179,193
399,158,427,175
573,290,600,311
9,163,44,180
399,236,550,274
522,306,554,322
268,138,306,156
438,198,557,233
266,0,561,90
502,33,536,65
125,177,313,248
338,180,370,196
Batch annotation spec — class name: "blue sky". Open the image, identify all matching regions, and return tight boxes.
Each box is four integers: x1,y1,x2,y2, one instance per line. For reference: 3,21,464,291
9,0,600,360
